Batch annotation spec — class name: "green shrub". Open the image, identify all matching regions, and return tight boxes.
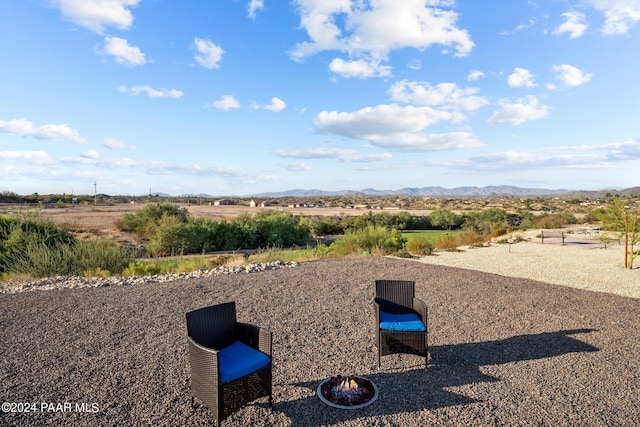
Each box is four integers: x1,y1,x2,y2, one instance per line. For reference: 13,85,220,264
2,237,136,278
144,215,204,257
72,238,136,276
117,203,188,232
330,225,406,257
405,236,433,255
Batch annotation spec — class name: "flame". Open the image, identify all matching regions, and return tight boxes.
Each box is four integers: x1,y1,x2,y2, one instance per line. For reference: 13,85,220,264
339,378,359,391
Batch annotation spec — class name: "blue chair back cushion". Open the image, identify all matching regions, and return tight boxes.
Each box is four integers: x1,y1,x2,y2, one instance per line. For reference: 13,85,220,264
379,311,426,332
219,341,271,383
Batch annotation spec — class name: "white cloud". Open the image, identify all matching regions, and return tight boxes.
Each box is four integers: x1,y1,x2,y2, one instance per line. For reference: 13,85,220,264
193,37,224,69
254,97,287,112
81,149,100,159
584,0,640,35
0,118,86,144
366,131,483,152
313,104,483,152
553,12,588,39
508,68,536,88
275,147,357,160
460,138,640,172
291,0,473,77
487,96,550,125
467,69,485,81
0,151,52,164
351,153,392,162
315,104,451,138
275,147,392,162
329,58,392,78
282,162,312,171
207,95,241,110
389,80,489,112
552,64,593,87
118,85,183,99
408,59,421,71
99,36,146,66
248,0,264,19
502,18,537,35
103,138,129,149
50,0,141,34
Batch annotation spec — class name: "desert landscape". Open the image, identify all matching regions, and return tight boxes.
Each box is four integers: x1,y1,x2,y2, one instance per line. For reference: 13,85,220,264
2,200,639,426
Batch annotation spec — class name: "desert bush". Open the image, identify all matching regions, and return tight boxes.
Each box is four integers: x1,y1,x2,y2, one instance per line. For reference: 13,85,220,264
255,212,306,247
533,213,577,229
405,236,433,255
491,227,508,238
2,237,136,278
118,203,188,232
3,241,76,277
330,225,406,257
464,208,509,234
144,215,205,257
72,238,136,276
298,216,344,237
433,233,461,251
456,229,486,247
0,215,75,274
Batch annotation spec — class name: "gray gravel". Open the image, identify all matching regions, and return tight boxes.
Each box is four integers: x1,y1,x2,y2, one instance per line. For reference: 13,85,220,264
1,257,639,426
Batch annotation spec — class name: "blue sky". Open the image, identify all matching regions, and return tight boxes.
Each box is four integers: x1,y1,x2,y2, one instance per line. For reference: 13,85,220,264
1,1,639,197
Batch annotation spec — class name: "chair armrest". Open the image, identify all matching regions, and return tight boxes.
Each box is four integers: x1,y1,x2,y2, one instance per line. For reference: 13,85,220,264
187,336,221,401
412,297,428,326
237,322,272,357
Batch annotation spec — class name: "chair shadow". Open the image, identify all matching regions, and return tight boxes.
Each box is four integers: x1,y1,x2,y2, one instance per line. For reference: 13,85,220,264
273,329,599,426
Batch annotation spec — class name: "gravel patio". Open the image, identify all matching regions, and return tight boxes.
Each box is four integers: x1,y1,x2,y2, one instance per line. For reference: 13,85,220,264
1,257,639,426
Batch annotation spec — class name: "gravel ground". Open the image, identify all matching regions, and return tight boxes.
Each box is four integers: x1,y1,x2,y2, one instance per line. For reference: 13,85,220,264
416,230,640,299
1,256,639,426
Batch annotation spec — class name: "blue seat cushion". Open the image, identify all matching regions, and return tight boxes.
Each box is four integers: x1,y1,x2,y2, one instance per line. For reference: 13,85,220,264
380,311,426,332
219,341,271,383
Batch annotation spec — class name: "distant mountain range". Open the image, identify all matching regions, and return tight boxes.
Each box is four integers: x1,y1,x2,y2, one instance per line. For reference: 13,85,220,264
174,185,640,199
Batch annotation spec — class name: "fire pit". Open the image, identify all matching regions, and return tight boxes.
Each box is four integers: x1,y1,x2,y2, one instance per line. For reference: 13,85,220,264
317,375,378,409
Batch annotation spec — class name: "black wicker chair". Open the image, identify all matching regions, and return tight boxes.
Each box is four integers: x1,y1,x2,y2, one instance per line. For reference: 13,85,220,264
373,280,428,368
186,302,272,425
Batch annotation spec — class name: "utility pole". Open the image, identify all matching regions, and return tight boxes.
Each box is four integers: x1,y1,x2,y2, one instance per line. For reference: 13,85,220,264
94,181,97,205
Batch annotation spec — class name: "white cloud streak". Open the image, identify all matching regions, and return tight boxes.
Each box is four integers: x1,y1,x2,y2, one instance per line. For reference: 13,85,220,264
275,147,392,162
118,86,183,99
0,151,52,164
0,118,86,144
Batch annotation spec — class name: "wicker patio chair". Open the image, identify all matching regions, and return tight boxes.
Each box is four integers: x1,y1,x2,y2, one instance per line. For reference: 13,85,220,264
373,280,428,368
186,302,272,425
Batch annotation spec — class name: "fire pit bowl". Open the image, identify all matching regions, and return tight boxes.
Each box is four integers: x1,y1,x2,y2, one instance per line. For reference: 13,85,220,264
317,375,379,409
